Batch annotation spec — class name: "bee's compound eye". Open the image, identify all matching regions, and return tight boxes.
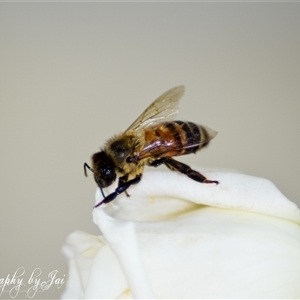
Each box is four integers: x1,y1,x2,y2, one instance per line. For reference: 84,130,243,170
103,168,115,179
104,169,113,176
98,166,116,187
92,151,116,188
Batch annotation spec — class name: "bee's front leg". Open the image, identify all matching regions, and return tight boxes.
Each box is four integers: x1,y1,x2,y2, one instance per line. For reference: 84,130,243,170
119,175,130,197
94,174,142,208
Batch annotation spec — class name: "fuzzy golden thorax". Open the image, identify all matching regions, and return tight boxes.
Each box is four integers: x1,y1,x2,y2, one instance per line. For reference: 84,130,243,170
105,133,141,173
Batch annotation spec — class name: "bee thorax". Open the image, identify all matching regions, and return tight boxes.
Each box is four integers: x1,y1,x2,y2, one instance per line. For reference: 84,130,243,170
106,134,139,167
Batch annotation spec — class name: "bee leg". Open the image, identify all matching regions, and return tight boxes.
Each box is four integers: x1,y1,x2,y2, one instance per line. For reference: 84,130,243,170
163,158,219,185
148,159,165,167
94,174,142,208
119,175,131,197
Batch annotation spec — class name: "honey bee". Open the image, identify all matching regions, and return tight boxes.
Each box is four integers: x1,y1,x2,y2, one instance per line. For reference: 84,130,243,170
84,86,219,208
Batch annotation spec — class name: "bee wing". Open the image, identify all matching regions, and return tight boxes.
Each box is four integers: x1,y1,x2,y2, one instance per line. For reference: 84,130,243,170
125,86,185,133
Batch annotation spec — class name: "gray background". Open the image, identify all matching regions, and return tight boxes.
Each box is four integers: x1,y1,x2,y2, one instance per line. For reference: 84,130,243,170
1,3,299,299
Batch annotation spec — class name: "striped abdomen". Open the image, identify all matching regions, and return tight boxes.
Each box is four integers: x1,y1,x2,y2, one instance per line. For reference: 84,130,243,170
138,121,217,160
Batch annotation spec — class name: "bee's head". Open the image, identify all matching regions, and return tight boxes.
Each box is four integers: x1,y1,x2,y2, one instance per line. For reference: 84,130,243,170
92,151,116,188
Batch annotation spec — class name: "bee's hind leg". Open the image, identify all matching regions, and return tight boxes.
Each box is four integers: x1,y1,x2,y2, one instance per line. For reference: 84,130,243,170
163,158,219,185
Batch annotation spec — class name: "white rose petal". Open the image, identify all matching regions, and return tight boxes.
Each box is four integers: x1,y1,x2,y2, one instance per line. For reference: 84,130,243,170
62,170,300,299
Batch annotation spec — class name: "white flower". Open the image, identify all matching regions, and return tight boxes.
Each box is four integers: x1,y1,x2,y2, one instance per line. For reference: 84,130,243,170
62,170,300,299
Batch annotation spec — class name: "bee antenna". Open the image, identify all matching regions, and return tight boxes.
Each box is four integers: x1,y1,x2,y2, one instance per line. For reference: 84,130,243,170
83,162,106,198
99,186,106,198
84,162,93,177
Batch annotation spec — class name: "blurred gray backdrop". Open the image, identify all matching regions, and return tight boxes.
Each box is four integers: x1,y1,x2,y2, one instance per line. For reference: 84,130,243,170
1,2,299,299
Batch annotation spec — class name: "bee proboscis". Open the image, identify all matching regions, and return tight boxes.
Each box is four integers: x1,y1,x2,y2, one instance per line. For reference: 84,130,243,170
84,86,219,208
